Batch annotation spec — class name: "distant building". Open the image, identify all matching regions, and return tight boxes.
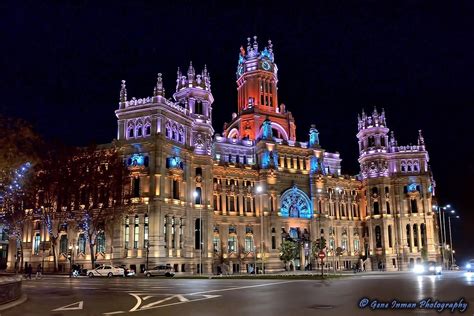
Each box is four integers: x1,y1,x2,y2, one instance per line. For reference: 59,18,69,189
8,36,440,273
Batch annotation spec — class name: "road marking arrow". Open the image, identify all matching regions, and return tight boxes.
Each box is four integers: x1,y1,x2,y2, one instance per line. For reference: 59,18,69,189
52,301,84,311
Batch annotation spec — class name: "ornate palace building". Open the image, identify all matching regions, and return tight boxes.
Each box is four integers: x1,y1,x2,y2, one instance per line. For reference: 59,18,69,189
6,36,440,274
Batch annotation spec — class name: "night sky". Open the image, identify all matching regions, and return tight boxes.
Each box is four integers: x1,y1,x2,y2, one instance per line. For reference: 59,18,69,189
1,1,473,262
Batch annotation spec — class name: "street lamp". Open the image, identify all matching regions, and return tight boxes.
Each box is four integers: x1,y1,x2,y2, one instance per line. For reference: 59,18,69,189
447,210,460,270
193,190,203,275
256,185,264,274
434,204,451,269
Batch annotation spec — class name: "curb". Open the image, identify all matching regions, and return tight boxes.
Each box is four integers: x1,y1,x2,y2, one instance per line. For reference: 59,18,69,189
0,294,28,311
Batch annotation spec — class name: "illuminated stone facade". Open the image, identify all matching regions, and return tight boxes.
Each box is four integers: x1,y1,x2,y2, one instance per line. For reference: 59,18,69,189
7,36,440,274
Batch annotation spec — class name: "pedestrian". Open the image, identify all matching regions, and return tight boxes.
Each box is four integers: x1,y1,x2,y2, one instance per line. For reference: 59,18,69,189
36,264,42,279
27,264,32,279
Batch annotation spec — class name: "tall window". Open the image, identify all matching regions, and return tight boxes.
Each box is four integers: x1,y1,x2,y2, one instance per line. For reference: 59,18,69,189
388,225,393,248
373,202,380,215
386,201,391,214
213,195,218,210
78,233,86,254
375,225,382,248
33,233,41,255
229,196,235,212
195,219,201,249
125,216,130,249
420,224,426,247
171,218,175,248
342,238,348,250
354,239,360,252
195,100,203,115
173,179,180,200
213,236,220,253
195,187,202,204
59,235,68,254
245,236,254,252
133,177,140,198
144,215,149,248
97,232,105,254
413,224,418,247
134,216,139,249
411,199,418,213
228,236,237,253
406,224,411,247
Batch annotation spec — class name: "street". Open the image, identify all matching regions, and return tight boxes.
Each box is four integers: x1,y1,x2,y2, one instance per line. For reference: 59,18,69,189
2,271,473,316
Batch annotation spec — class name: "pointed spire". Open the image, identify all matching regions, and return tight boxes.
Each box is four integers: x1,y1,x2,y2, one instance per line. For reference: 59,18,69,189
268,39,273,53
120,80,127,103
154,73,164,97
372,106,379,117
247,37,252,53
253,35,258,52
418,130,425,146
390,131,397,146
187,61,195,82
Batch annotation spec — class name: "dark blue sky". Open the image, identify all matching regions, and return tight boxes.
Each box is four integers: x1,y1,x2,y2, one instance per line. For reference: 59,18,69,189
1,1,473,260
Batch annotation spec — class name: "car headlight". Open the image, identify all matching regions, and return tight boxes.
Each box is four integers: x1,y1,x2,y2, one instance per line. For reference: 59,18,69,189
467,263,472,269
413,264,425,273
435,266,442,272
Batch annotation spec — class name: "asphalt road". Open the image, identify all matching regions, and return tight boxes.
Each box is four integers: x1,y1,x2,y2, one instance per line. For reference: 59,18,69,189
2,271,473,316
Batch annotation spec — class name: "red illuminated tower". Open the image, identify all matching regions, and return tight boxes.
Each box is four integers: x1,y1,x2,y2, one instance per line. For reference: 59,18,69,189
223,36,296,141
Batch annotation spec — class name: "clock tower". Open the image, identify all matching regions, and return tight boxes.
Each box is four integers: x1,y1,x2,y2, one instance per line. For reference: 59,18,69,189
224,36,296,141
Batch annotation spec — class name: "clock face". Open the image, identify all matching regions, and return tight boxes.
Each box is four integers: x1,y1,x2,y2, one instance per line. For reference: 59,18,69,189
262,61,271,71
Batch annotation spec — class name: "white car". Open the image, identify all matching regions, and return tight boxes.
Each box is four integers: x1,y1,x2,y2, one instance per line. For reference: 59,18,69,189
88,265,125,277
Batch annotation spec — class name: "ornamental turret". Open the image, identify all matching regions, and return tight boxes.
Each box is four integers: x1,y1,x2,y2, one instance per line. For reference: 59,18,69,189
309,124,320,148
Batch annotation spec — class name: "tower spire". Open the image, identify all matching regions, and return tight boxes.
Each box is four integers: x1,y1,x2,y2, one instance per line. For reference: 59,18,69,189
120,80,127,103
268,39,273,53
418,129,425,146
253,35,258,52
187,61,195,82
154,73,165,97
390,131,397,147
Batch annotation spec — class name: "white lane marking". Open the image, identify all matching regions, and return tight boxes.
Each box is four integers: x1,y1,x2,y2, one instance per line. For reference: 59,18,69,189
52,301,84,311
187,280,296,296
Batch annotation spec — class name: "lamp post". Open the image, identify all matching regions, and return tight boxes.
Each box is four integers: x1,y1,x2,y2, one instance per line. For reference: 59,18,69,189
256,185,264,274
448,211,459,269
193,190,203,275
434,204,451,269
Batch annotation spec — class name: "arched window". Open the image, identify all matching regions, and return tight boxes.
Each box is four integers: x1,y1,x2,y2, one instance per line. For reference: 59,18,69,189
179,127,184,143
375,226,382,248
386,201,391,214
411,199,418,213
165,122,172,139
173,179,180,200
136,120,143,137
371,187,379,195
96,231,106,254
127,122,135,138
144,123,151,136
244,236,254,252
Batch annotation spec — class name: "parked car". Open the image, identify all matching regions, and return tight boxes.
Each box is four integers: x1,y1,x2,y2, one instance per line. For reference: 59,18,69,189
88,265,125,277
451,264,460,271
144,265,175,277
466,259,474,272
118,265,136,277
